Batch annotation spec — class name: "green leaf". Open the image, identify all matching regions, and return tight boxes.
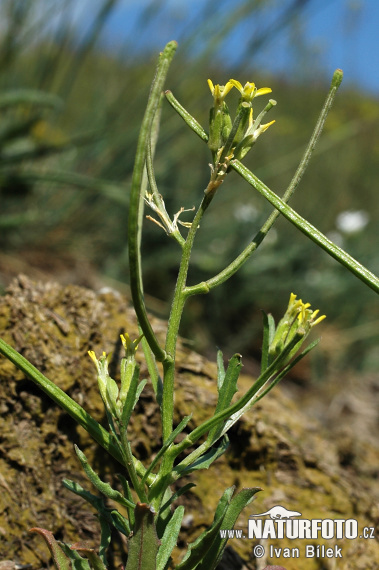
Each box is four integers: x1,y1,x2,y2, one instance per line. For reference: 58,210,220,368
29,528,71,570
207,354,242,442
175,487,233,570
216,349,225,390
178,436,229,477
142,415,192,485
255,338,321,404
156,486,173,540
121,364,140,426
128,41,177,362
110,510,131,537
159,483,196,515
117,473,136,526
63,479,103,509
261,310,276,373
156,506,184,570
69,543,108,570
74,445,135,509
126,503,160,570
213,486,235,519
164,90,208,142
215,354,242,414
63,479,131,536
197,487,261,570
156,483,196,540
58,543,91,570
98,515,112,566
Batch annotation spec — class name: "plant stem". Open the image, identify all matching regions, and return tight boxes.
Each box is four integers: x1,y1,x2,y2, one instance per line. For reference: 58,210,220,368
232,159,379,294
119,425,148,502
128,41,177,363
169,334,302,473
162,193,214,443
184,69,345,296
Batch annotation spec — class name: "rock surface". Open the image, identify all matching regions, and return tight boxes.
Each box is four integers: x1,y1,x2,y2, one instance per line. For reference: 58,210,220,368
0,276,378,569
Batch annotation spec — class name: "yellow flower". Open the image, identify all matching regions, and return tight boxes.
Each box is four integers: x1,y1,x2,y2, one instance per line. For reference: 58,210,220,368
207,79,234,105
269,293,326,359
88,350,119,416
288,293,326,329
229,79,272,102
120,332,143,358
88,350,109,372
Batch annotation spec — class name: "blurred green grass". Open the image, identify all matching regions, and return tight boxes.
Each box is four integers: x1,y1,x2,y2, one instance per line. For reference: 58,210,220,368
0,0,378,374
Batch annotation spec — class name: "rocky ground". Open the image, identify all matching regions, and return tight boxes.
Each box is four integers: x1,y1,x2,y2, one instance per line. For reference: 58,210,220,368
0,275,378,569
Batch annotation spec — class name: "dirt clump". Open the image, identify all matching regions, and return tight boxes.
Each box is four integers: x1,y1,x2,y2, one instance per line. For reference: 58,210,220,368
0,276,378,569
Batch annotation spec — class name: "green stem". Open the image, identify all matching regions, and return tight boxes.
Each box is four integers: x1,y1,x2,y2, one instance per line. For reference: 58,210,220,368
162,193,214,442
146,137,185,247
184,69,345,297
119,425,148,502
232,159,379,294
128,41,177,363
164,90,208,142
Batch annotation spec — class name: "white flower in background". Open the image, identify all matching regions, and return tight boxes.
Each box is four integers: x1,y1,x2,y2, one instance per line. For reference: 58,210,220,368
233,203,258,222
336,210,369,234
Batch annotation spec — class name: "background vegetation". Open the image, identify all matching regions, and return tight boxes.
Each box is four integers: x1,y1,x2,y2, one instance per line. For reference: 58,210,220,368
0,0,378,378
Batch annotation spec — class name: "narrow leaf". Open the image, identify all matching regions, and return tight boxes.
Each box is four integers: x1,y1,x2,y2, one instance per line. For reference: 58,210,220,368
126,503,160,570
198,487,261,570
255,338,321,404
110,510,131,537
117,473,136,526
98,515,111,566
70,543,107,570
261,311,276,373
142,415,192,484
121,364,140,426
177,436,229,477
58,543,91,570
62,479,133,535
207,354,242,442
156,505,184,570
159,483,196,516
74,445,135,509
29,528,71,570
216,349,225,390
175,487,233,570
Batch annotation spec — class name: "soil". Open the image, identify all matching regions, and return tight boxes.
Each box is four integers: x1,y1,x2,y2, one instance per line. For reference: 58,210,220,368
0,275,378,569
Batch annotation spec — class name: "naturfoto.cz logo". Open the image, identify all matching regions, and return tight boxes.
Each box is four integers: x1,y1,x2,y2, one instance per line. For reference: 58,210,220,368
218,505,375,561
248,505,358,540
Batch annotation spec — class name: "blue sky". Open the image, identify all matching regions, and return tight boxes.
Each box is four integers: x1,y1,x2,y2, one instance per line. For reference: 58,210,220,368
68,0,379,95
299,0,379,94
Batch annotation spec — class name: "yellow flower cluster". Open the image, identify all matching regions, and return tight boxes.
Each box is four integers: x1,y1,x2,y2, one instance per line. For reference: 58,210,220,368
207,78,275,159
269,293,326,360
207,78,272,103
287,292,326,329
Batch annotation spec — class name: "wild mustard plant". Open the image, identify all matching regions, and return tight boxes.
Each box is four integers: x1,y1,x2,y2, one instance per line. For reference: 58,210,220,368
0,41,378,570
